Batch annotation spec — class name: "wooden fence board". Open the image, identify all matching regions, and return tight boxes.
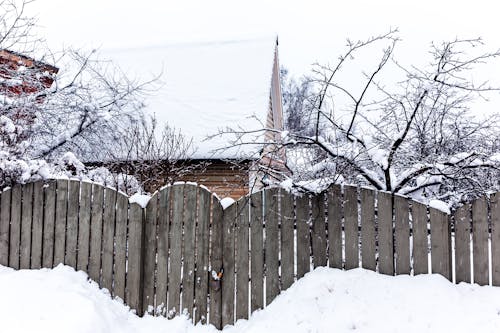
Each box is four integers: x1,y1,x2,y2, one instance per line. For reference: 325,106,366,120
430,208,452,281
168,185,184,317
280,191,295,290
182,185,197,317
311,192,326,268
101,188,116,293
65,180,79,268
235,199,249,320
143,192,158,314
360,188,376,271
20,183,33,269
264,188,280,306
492,193,500,286
88,184,103,283
77,182,91,272
328,185,342,269
209,196,223,329
194,188,210,324
9,185,22,269
454,204,471,283
412,202,428,275
42,182,56,268
113,193,128,300
0,188,11,266
126,203,144,315
472,197,489,285
296,194,310,279
156,188,170,315
54,180,68,266
344,186,359,270
394,195,410,275
249,192,264,314
31,182,44,269
222,201,236,327
378,192,394,275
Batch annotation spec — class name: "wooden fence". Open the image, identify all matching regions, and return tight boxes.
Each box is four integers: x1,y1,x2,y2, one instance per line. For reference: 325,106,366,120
0,180,499,329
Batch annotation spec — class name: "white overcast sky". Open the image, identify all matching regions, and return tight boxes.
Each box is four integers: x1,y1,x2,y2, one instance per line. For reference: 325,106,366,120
27,0,500,113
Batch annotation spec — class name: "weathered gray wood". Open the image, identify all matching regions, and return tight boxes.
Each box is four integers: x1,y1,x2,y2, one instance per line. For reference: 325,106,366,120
394,195,410,275
20,183,33,269
209,196,223,329
9,184,22,269
88,184,103,283
0,188,11,266
454,204,471,283
328,185,342,269
235,199,249,320
280,191,294,290
311,192,326,268
360,188,376,271
182,185,197,317
126,203,144,315
143,192,158,314
42,181,56,268
430,208,452,281
264,188,280,306
194,188,210,324
31,182,44,269
64,180,80,268
101,188,116,293
411,202,428,275
76,182,92,272
296,193,310,279
54,179,68,266
168,184,184,317
344,186,359,270
492,193,500,286
249,192,263,314
472,197,489,285
113,193,128,300
378,192,394,275
156,188,170,315
222,200,237,327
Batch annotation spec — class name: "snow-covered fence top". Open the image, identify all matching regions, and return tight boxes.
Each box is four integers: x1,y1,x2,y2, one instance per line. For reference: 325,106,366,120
0,180,499,329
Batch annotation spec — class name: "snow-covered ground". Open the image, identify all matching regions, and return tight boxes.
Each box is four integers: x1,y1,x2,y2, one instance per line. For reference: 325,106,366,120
1,264,500,333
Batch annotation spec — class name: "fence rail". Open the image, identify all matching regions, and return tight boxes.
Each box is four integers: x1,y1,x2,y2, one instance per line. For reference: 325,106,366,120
0,179,498,329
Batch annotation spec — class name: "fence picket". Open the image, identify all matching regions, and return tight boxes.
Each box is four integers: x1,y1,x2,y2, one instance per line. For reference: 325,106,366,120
209,196,223,329
360,188,376,271
88,184,103,283
430,208,452,281
42,182,56,268
264,188,280,306
182,185,197,317
20,182,33,269
492,193,500,286
235,199,249,321
311,192,326,268
249,192,264,314
222,201,236,327
296,193,310,279
454,204,471,283
168,185,184,317
77,182,92,272
9,185,21,269
101,188,117,293
378,192,394,275
0,188,11,266
65,180,79,268
280,191,294,290
143,192,158,314
194,188,210,324
411,202,428,275
156,188,170,315
54,180,68,266
394,195,410,275
328,185,342,269
472,197,489,285
114,193,128,300
344,186,358,270
31,182,44,269
126,202,144,315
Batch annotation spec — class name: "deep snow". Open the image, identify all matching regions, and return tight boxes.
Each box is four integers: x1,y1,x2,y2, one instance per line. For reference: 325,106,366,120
1,264,500,332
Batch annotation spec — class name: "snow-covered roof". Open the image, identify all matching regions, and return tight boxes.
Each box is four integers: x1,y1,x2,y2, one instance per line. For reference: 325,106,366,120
103,38,277,159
